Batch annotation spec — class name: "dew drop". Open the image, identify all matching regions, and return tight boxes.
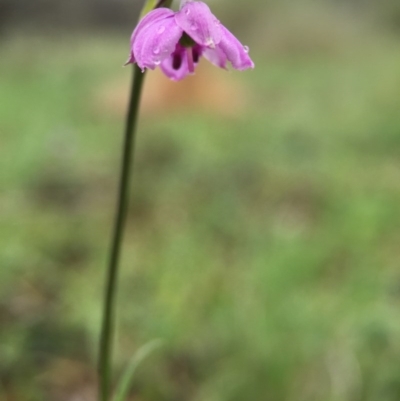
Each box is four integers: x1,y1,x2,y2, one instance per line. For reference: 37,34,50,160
190,24,198,31
157,26,165,34
185,8,190,15
205,38,215,48
154,60,161,66
243,45,249,53
153,47,160,55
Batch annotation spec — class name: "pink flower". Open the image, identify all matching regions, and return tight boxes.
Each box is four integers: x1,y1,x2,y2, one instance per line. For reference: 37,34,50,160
126,0,254,81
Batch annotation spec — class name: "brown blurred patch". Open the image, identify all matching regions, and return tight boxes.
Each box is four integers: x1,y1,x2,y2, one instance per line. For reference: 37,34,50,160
94,61,251,118
38,358,96,401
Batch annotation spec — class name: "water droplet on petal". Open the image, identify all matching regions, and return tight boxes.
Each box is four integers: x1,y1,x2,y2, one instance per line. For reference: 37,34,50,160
157,26,165,34
205,38,215,49
153,47,160,55
214,19,220,25
243,45,249,53
154,60,161,66
185,9,190,15
190,24,198,31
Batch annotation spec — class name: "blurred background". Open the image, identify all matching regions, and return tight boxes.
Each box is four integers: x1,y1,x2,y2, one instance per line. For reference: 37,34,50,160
1,0,400,400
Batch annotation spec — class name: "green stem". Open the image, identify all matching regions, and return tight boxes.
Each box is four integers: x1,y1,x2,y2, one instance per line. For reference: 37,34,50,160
98,65,146,401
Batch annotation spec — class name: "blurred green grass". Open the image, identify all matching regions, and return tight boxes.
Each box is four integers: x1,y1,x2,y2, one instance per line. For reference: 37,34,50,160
1,18,400,401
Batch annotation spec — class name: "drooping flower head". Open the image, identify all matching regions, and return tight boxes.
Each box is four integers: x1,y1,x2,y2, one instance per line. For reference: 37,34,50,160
126,0,254,80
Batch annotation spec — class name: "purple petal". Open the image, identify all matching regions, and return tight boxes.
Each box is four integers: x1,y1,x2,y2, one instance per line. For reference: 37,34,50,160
160,44,200,81
133,13,184,71
217,26,254,70
160,55,190,81
128,8,175,64
175,1,222,48
202,46,227,69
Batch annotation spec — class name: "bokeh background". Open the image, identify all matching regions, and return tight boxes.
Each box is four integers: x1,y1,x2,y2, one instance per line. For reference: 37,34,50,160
1,0,400,400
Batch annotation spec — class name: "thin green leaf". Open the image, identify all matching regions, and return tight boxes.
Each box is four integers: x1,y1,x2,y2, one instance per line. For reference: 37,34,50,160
112,339,164,401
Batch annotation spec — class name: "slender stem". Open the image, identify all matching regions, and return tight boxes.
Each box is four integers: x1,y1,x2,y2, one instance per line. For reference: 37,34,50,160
98,65,146,401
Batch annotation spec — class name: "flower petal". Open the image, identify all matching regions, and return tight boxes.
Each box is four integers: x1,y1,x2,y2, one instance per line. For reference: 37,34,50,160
133,14,184,70
128,8,175,64
202,46,227,69
175,1,222,48
160,55,190,81
217,26,254,70
160,44,200,81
